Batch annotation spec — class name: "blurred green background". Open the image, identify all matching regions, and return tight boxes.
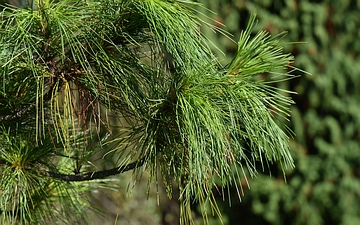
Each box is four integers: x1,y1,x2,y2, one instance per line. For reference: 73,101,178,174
2,0,360,224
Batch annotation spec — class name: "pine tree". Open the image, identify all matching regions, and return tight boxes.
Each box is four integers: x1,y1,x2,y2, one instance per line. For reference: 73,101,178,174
0,0,296,224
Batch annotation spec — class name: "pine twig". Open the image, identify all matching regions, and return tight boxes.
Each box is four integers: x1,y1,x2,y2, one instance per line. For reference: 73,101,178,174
0,80,57,123
41,156,147,182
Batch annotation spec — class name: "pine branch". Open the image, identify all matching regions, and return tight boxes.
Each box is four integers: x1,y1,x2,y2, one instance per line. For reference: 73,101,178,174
0,104,36,123
39,156,146,182
0,80,57,123
0,1,298,224
0,155,146,182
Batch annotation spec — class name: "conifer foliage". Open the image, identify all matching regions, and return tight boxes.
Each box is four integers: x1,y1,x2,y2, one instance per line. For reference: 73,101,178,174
0,0,296,224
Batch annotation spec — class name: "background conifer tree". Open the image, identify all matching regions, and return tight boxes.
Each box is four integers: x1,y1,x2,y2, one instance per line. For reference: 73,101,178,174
0,0,297,224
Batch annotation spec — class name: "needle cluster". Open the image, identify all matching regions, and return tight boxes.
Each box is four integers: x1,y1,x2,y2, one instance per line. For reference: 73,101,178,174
0,0,296,224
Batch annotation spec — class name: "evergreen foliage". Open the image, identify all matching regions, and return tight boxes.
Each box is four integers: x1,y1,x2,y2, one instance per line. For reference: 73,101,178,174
0,0,296,224
197,0,360,224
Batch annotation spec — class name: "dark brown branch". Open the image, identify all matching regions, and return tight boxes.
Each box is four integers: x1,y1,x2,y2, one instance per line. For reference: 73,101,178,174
0,104,35,122
42,157,146,182
0,157,147,217
0,81,56,123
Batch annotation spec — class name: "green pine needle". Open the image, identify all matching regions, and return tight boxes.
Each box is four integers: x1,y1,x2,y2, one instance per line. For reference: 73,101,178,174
0,1,297,224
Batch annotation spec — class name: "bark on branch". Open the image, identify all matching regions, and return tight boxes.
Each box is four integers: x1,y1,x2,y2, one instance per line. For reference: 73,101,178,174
0,81,56,123
42,156,146,182
0,156,146,182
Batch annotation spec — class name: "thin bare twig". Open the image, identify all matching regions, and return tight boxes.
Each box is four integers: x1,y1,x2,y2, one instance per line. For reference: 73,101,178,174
41,156,146,182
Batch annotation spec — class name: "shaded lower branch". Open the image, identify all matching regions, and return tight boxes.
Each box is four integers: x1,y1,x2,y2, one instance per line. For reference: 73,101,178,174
0,154,147,182
43,156,146,182
0,79,56,123
0,104,36,122
0,157,147,217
